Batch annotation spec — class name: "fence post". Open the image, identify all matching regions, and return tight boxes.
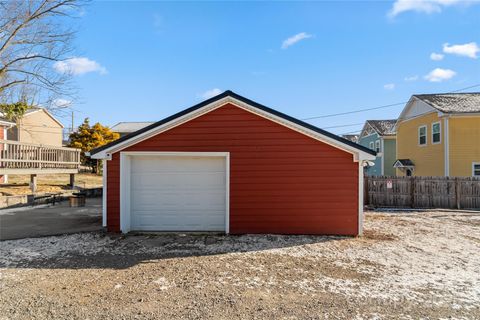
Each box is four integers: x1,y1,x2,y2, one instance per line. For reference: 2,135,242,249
410,176,415,208
455,177,461,210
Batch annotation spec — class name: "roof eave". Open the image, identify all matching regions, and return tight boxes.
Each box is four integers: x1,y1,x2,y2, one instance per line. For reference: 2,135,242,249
90,91,376,160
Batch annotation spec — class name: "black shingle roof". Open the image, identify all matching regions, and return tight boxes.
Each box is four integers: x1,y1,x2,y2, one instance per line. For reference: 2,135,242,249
90,90,376,156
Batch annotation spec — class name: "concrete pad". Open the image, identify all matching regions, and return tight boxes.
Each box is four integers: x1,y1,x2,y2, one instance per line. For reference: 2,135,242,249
0,198,102,240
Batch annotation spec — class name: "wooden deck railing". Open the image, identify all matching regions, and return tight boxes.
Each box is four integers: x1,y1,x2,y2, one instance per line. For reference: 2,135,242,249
0,139,81,174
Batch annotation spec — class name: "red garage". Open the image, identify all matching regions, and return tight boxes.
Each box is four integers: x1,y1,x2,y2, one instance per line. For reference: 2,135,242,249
90,91,375,236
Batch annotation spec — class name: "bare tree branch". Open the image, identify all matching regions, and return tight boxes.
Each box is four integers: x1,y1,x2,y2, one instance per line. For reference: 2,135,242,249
0,0,85,107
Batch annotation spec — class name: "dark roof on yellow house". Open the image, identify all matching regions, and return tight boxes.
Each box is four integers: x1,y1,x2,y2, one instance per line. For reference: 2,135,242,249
414,92,480,114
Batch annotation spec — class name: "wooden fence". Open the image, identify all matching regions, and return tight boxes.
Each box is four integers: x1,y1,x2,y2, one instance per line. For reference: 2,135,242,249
365,176,480,210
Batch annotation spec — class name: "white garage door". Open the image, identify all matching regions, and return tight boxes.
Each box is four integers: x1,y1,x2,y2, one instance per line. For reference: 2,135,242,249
129,155,227,231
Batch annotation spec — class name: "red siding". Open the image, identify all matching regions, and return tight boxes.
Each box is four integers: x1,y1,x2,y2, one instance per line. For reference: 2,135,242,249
107,103,359,235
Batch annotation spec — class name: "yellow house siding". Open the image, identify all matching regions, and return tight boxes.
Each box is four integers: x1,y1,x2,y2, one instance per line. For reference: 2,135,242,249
18,110,63,146
448,116,480,177
396,112,444,176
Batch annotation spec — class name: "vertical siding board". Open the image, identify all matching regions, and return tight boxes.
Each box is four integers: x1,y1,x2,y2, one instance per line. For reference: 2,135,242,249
106,103,360,235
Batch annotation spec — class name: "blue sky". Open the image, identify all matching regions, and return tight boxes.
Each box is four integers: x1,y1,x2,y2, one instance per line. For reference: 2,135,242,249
57,0,480,136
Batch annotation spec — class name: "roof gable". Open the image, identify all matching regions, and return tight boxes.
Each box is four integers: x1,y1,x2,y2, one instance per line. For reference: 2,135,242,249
90,91,376,159
23,108,64,128
360,120,396,138
397,97,437,125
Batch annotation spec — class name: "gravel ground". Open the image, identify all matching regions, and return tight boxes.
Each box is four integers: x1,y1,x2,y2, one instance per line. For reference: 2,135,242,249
0,210,479,319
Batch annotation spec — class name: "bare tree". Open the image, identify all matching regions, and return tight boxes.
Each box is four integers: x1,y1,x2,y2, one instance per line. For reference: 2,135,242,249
0,0,84,108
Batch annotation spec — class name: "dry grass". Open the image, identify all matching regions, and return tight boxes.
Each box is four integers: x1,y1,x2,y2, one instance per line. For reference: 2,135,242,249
0,173,103,195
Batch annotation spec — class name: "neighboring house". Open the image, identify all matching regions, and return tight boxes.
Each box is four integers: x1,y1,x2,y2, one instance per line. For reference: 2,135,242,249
395,93,480,177
6,108,64,146
110,122,155,137
0,117,15,183
90,90,375,236
358,120,397,176
341,134,359,143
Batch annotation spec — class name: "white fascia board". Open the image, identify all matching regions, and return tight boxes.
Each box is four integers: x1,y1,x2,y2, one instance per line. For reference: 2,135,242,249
92,96,374,161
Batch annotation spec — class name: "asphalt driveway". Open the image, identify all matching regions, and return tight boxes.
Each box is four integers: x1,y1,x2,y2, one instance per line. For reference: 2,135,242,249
0,198,102,240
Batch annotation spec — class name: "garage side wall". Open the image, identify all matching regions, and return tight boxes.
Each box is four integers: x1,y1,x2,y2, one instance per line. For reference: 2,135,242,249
106,103,359,235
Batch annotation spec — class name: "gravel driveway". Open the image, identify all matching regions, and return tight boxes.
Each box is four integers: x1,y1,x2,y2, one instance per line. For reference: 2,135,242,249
1,210,479,319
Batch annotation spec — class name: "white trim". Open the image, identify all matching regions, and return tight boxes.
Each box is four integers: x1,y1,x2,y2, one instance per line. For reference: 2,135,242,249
418,125,427,146
369,141,374,150
358,161,364,236
444,117,449,176
473,162,480,177
375,140,381,153
431,121,441,145
91,97,375,161
395,96,436,130
119,151,230,234
102,159,107,227
0,120,15,127
380,138,385,176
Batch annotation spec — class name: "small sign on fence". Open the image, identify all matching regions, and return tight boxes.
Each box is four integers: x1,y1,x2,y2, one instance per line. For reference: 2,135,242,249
386,179,393,189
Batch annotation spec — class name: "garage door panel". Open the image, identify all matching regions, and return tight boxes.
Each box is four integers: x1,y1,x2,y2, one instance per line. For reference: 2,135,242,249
131,173,225,190
131,156,225,173
129,155,227,231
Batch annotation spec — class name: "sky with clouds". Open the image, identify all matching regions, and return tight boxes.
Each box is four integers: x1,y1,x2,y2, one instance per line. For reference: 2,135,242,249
61,0,480,136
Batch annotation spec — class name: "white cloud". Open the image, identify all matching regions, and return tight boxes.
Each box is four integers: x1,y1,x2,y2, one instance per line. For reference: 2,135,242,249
51,98,72,108
430,52,444,61
54,57,107,76
201,88,222,99
383,83,395,90
424,68,456,82
388,0,469,17
281,32,313,49
404,75,419,81
443,42,479,59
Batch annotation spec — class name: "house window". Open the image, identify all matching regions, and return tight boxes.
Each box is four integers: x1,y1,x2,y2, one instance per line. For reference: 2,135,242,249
473,163,480,177
418,125,427,145
369,141,374,150
432,122,441,144
375,140,381,153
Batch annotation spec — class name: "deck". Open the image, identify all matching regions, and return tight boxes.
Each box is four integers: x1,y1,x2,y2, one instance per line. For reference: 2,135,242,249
0,139,81,175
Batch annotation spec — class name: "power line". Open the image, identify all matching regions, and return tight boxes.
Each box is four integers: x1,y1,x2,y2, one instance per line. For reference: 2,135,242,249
301,83,480,121
321,122,364,130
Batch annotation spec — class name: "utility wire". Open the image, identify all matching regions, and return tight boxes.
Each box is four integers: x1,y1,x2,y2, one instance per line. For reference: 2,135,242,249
301,83,480,121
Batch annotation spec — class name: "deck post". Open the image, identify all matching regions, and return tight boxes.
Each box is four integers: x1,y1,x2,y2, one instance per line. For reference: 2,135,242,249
69,173,75,189
30,174,37,193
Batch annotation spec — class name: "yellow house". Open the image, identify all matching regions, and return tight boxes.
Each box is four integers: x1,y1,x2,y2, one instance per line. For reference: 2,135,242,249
395,93,480,177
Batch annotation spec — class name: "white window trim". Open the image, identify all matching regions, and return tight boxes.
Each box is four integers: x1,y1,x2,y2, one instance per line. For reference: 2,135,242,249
431,121,441,145
369,141,374,150
473,162,480,177
375,140,381,153
418,125,427,146
119,151,230,234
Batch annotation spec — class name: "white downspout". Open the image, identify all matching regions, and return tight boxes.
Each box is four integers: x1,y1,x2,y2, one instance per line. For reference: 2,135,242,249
358,160,364,236
102,159,107,227
380,137,385,176
444,117,449,177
